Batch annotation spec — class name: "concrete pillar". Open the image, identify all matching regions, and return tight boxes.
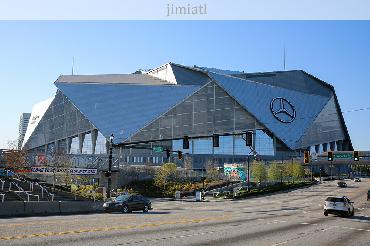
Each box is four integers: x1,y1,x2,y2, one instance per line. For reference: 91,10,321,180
336,140,343,151
91,129,98,155
329,141,335,151
67,138,72,154
342,140,350,151
54,140,59,153
106,140,110,155
322,143,328,152
78,133,85,154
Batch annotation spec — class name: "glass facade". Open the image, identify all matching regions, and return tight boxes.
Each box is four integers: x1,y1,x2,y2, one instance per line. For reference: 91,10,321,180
255,130,274,156
70,137,79,154
171,131,274,157
95,132,107,154
214,136,233,155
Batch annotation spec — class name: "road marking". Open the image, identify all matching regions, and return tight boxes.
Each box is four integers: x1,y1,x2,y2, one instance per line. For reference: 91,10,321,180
0,215,231,241
271,241,289,246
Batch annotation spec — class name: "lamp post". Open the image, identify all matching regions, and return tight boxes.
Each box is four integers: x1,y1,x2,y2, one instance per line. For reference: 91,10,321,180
280,168,283,185
330,161,333,180
107,134,114,199
247,155,250,191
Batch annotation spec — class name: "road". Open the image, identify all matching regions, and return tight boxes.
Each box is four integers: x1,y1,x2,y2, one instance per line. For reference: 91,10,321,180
0,180,369,246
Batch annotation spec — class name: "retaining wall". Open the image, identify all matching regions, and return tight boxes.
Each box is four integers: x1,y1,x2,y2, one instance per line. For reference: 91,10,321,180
0,201,104,218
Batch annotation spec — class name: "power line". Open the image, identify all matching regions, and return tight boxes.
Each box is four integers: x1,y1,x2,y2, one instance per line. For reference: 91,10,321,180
342,107,370,114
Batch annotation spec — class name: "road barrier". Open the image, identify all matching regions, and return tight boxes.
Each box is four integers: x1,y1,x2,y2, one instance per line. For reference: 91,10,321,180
0,201,104,217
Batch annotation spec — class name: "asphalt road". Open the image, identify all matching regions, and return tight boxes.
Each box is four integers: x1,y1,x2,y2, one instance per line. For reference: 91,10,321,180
1,180,369,246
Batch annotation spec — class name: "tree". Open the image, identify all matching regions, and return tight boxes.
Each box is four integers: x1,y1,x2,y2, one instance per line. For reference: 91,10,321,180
143,162,156,176
154,163,178,189
205,159,219,181
4,139,27,171
51,151,73,187
184,156,193,179
252,161,267,185
268,162,281,182
292,162,305,181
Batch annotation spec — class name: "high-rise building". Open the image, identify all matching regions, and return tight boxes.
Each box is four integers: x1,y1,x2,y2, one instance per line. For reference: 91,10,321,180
18,113,31,149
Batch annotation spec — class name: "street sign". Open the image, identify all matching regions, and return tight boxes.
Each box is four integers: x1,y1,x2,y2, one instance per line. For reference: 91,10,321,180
334,153,353,159
153,146,164,153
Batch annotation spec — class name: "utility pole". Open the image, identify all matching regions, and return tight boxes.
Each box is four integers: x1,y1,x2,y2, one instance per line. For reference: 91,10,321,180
280,168,283,185
107,134,114,199
330,161,333,180
310,159,313,182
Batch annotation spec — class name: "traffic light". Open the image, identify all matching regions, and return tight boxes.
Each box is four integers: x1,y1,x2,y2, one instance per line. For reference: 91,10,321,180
245,131,253,146
178,151,183,160
183,136,189,149
354,151,359,161
304,151,310,164
328,151,334,161
166,149,171,159
212,134,219,147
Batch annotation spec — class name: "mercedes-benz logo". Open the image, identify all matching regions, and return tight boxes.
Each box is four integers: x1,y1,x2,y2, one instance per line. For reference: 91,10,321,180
270,97,296,123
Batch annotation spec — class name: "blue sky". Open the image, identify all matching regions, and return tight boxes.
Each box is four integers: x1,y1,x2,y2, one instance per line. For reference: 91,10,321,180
0,21,369,150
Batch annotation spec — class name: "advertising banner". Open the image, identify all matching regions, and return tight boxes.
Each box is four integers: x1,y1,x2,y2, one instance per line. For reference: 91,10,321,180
31,167,98,175
224,163,246,181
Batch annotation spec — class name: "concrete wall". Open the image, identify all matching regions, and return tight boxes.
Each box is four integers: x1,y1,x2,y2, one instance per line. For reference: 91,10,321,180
0,201,104,218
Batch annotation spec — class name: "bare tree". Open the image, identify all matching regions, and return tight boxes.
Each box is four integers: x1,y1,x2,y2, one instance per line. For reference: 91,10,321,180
51,151,73,187
205,159,219,181
4,139,27,171
184,156,193,179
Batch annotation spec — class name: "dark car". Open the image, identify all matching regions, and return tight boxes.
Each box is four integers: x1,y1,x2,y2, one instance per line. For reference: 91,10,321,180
367,190,370,201
103,194,152,213
337,181,347,188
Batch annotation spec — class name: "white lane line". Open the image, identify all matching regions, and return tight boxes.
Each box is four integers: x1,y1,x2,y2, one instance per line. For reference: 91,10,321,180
271,241,289,246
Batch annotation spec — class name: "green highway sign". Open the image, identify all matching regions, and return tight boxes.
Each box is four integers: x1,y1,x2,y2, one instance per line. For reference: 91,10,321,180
153,146,164,153
334,153,353,159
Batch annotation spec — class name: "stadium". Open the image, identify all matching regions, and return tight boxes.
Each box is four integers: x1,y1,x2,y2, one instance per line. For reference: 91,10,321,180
22,62,353,170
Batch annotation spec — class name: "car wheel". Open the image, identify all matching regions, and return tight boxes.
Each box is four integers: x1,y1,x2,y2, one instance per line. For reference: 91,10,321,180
324,211,328,216
351,209,355,216
143,205,149,213
122,205,129,213
347,209,351,217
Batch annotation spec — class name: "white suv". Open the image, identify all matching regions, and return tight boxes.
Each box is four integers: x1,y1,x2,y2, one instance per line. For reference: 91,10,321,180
324,196,354,217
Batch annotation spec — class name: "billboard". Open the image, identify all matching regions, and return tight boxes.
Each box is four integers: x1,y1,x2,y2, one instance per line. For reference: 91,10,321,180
224,163,246,181
31,167,98,175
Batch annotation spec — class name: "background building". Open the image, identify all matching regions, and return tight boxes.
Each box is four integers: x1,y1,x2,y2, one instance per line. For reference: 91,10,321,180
18,113,31,150
22,62,352,169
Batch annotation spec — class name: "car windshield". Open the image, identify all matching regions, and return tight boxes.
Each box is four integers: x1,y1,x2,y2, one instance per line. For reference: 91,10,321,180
326,197,345,202
115,195,131,202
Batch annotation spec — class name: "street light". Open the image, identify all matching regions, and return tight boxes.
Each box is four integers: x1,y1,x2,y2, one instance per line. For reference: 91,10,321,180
247,155,250,191
107,134,114,199
280,168,283,185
